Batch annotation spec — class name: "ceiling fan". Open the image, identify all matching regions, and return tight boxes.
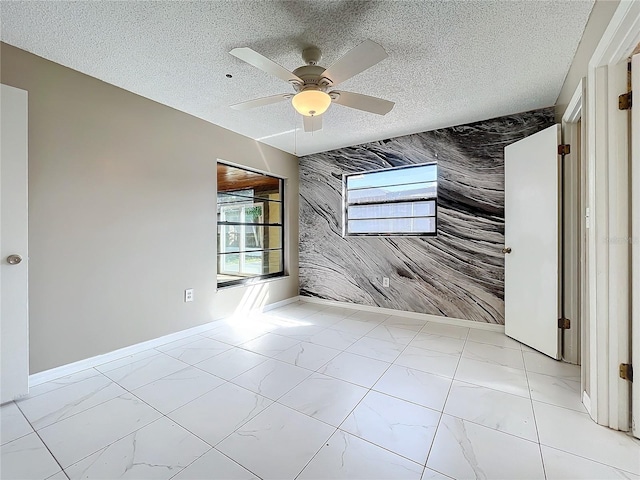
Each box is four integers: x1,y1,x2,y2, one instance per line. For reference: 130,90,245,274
229,39,395,132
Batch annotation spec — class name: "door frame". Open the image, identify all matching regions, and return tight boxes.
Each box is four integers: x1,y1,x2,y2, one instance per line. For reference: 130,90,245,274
584,0,640,431
631,52,639,440
561,79,585,368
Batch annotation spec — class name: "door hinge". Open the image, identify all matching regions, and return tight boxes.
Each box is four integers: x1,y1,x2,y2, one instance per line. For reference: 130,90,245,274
619,363,633,382
558,144,571,156
618,92,632,110
558,318,571,329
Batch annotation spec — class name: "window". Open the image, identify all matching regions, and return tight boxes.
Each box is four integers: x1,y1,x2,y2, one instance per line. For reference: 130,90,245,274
343,163,437,236
217,163,284,287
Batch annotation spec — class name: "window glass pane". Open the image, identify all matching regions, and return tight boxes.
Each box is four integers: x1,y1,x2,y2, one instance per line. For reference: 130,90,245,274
347,181,437,205
217,250,283,277
220,206,242,222
241,251,264,275
348,200,435,219
218,190,282,205
348,216,435,234
244,226,263,249
263,249,283,275
217,225,282,252
242,205,264,224
218,225,241,251
217,162,284,286
218,190,255,204
218,253,240,274
217,200,282,225
347,164,436,190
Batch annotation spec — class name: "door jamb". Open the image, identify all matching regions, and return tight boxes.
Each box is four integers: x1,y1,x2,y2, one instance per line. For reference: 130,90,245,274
585,0,640,430
561,80,584,369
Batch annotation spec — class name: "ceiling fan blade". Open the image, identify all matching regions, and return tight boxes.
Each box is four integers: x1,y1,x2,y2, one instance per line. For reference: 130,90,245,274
303,114,323,132
321,39,388,86
331,91,394,115
230,94,292,111
230,47,303,84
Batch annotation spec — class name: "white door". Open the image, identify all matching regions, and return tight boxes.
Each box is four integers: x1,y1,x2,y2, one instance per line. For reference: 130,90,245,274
504,124,560,359
631,53,639,440
1,84,29,403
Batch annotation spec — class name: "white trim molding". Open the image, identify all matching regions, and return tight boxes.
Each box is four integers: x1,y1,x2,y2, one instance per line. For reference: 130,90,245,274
585,0,640,430
297,296,505,332
28,296,298,387
30,295,506,387
563,78,584,124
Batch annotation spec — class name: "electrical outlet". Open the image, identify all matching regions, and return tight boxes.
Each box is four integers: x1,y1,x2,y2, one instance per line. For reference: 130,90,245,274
184,288,194,302
382,277,390,287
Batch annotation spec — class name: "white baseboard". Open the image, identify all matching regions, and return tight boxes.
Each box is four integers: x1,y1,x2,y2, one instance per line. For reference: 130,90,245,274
29,294,500,387
260,296,299,312
582,391,592,416
297,296,505,332
29,296,300,387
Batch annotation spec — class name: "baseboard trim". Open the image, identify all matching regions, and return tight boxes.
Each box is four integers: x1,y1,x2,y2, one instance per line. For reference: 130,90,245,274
297,296,505,332
256,296,300,312
582,391,592,416
29,295,501,386
28,296,299,387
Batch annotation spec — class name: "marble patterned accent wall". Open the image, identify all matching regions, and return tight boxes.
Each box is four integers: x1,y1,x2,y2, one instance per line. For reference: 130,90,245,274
299,108,555,324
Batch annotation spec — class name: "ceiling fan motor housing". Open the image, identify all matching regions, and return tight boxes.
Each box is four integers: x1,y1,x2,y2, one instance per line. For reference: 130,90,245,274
291,65,333,92
302,46,322,65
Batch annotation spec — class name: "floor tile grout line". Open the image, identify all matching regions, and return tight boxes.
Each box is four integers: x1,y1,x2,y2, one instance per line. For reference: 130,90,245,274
99,388,229,479
537,442,640,476
305,425,428,478
434,409,543,445
153,332,209,354
18,377,130,431
30,364,223,478
175,445,264,480
14,400,80,479
56,401,165,474
23,366,107,400
330,320,445,468
271,336,447,427
333,425,431,468
423,326,470,471
15,368,141,430
94,349,165,374
286,313,446,478
441,373,531,400
291,428,338,480
164,445,216,480
521,346,548,480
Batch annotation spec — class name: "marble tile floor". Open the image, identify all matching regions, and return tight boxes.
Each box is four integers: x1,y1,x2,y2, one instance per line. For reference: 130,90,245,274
2,301,639,480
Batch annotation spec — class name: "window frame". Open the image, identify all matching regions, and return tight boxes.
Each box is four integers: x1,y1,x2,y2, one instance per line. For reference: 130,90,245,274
342,162,438,237
217,162,285,288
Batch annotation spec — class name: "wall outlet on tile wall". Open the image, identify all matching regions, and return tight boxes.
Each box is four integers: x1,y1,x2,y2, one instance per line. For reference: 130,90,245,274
382,277,390,287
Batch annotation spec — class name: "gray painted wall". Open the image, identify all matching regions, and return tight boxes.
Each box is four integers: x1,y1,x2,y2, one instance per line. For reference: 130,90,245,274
299,108,554,324
1,43,299,373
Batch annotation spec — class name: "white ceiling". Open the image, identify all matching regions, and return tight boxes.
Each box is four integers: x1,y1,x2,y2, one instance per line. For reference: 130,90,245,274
1,1,594,156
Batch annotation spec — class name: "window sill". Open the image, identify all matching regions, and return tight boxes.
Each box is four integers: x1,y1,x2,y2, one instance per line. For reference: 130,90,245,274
215,274,290,292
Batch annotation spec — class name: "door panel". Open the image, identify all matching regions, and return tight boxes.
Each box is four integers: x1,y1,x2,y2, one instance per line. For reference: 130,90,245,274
1,84,29,403
504,124,560,359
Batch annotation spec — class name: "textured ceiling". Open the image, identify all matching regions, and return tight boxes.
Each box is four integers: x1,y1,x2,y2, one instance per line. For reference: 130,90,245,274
1,1,594,156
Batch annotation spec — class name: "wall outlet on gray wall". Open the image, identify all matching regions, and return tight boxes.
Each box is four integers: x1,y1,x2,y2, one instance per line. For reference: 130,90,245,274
382,277,390,287
184,288,194,302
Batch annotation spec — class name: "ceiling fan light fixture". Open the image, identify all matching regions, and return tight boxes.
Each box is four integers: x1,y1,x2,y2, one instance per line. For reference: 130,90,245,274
291,90,331,116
